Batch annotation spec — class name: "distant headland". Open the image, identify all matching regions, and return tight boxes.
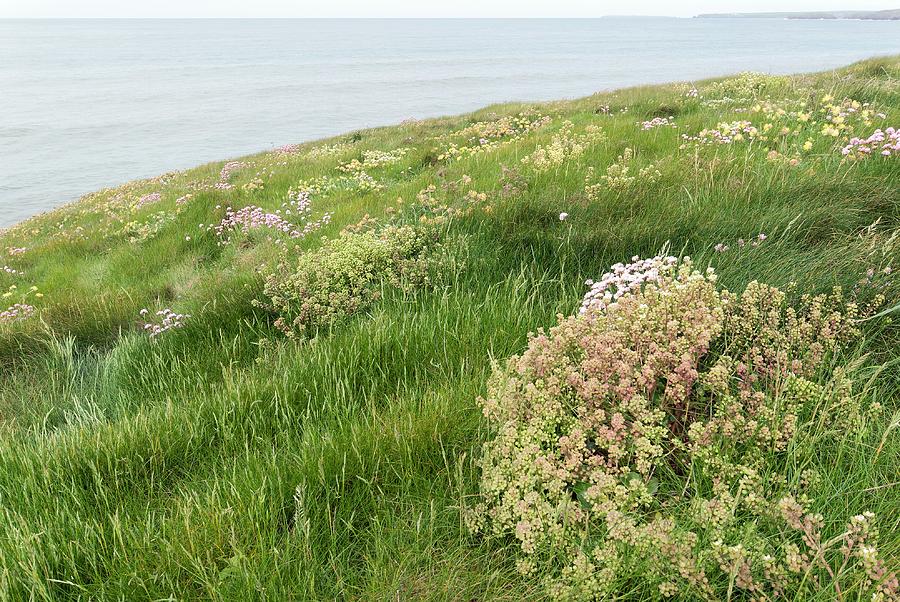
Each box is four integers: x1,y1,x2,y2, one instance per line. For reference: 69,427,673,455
695,9,900,20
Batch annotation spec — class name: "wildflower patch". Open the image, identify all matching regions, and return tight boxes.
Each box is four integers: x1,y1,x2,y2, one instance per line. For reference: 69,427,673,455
256,223,445,338
469,256,894,601
520,121,606,173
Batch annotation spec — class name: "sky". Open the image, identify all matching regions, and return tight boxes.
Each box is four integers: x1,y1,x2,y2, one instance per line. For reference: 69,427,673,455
0,0,897,18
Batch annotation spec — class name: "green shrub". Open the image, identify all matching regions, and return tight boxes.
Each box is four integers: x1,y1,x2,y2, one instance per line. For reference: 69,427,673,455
257,224,442,337
706,71,793,99
469,256,897,601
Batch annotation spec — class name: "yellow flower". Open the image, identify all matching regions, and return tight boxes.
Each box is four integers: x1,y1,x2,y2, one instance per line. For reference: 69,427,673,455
802,140,813,151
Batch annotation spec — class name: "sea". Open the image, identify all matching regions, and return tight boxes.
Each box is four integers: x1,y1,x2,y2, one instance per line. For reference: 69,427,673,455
1,18,898,227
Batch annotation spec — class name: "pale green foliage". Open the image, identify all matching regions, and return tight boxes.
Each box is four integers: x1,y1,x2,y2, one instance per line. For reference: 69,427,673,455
707,71,793,100
258,224,442,337
521,121,606,173
470,258,895,601
584,148,661,197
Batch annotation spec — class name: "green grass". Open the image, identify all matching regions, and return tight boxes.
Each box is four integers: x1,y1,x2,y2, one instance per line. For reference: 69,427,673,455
0,57,898,600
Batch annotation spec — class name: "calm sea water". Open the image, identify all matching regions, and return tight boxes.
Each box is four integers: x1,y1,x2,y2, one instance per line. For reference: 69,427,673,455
2,18,899,227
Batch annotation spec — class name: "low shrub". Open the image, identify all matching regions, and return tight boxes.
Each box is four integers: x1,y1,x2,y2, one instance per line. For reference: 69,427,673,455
469,256,896,601
521,121,606,173
584,148,661,197
707,72,792,100
257,224,444,337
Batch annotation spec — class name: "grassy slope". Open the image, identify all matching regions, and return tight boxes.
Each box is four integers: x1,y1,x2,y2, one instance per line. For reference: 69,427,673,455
0,57,898,600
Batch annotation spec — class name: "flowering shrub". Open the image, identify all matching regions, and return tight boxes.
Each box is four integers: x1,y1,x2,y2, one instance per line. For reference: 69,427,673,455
293,147,411,196
584,148,661,197
347,170,384,193
0,303,34,324
216,161,246,190
842,127,900,159
135,192,162,209
681,120,759,146
469,256,896,601
753,96,882,154
274,143,301,155
206,191,331,245
305,141,353,159
521,121,606,172
139,308,189,338
437,111,551,161
241,177,265,193
706,72,789,99
1,285,41,325
337,148,411,173
678,95,888,163
640,117,676,130
123,206,183,243
579,255,676,314
257,224,443,337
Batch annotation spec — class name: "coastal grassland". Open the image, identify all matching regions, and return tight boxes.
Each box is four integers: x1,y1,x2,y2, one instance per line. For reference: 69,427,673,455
0,57,897,600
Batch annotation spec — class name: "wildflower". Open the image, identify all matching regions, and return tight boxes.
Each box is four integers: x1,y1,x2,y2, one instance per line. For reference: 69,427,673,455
585,148,661,197
256,224,444,337
559,212,569,221
139,308,189,338
521,121,605,172
841,127,899,160
472,256,885,600
681,121,758,146
274,143,301,155
135,192,162,209
0,303,35,323
209,190,331,245
640,117,676,130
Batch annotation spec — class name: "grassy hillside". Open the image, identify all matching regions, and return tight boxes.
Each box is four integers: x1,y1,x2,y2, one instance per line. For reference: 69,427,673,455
0,56,898,600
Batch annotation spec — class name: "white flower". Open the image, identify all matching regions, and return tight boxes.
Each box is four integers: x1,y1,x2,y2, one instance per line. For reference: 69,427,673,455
559,212,569,221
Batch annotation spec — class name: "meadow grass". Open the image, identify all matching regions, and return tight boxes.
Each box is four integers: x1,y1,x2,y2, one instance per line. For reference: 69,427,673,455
0,57,897,600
